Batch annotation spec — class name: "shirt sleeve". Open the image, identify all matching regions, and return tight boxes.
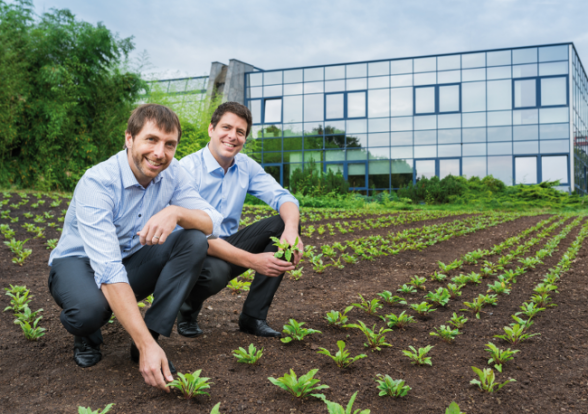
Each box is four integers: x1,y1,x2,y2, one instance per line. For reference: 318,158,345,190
246,158,300,212
171,165,224,238
75,174,129,289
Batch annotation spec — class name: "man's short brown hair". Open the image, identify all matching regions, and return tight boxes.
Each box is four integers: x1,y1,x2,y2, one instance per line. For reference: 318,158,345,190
126,104,182,144
210,102,252,138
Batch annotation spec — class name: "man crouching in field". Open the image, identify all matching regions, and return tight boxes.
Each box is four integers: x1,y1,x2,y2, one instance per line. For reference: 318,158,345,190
48,104,222,392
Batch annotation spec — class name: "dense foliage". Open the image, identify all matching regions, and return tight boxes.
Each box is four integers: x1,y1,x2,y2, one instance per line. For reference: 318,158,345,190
0,0,145,191
289,162,350,197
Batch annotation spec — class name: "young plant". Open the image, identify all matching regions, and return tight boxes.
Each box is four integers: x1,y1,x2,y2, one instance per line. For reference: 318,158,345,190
450,274,469,286
446,283,463,299
402,345,433,366
341,253,359,264
481,294,498,306
374,375,410,398
288,268,304,280
461,296,485,319
316,391,370,414
377,291,407,306
530,293,556,308
239,268,255,281
78,404,114,414
430,271,447,282
166,370,213,399
317,340,367,369
397,284,416,294
380,311,416,329
13,305,43,324
345,320,392,351
312,254,331,273
4,290,33,313
494,324,540,345
226,278,250,294
424,288,451,307
331,257,345,270
325,306,353,328
510,315,534,332
464,271,482,285
430,325,460,342
487,280,511,295
516,302,545,319
271,236,301,263
352,294,382,315
445,401,465,414
485,342,519,372
232,343,263,364
470,366,516,393
447,313,468,329
409,301,436,316
408,275,427,291
268,369,329,399
4,284,28,295
533,283,558,295
15,316,46,340
281,319,321,343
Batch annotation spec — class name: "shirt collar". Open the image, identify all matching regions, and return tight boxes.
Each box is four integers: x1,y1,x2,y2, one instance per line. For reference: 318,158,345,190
119,150,163,189
203,143,239,174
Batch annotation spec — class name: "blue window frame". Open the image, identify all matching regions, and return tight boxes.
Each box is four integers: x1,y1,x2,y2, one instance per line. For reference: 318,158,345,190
324,91,367,120
248,98,283,124
512,75,569,109
414,84,461,115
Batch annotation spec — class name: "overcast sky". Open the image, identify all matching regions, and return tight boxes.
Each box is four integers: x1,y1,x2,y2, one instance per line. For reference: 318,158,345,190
30,0,588,80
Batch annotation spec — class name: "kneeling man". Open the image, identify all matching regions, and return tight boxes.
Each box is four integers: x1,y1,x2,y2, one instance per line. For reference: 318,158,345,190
48,104,222,391
177,102,303,338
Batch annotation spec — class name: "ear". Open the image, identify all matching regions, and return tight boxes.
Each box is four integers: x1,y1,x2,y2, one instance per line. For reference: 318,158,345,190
125,131,133,149
208,123,215,138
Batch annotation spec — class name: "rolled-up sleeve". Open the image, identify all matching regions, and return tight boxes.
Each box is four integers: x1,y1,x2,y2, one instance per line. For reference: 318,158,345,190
172,166,224,238
247,160,299,212
75,175,129,288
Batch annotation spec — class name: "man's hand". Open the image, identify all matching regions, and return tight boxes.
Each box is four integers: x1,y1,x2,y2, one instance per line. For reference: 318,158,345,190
138,205,179,246
249,252,295,277
280,227,304,266
139,341,172,392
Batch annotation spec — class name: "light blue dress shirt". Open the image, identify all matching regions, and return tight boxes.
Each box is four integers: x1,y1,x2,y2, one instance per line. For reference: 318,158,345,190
49,150,223,288
179,144,299,239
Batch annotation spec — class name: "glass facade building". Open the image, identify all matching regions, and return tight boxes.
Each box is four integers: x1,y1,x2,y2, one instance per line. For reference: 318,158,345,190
242,43,588,194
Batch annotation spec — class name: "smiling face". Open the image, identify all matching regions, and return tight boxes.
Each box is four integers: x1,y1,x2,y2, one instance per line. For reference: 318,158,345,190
208,112,248,171
125,120,178,187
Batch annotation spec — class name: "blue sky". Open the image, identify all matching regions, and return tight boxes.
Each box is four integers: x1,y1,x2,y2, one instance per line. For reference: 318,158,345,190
31,0,588,79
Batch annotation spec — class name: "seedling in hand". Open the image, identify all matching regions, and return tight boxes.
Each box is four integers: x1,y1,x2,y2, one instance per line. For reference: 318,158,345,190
166,370,213,399
232,343,263,364
485,342,519,372
271,236,301,263
470,366,515,393
402,345,433,366
317,340,367,369
281,319,321,343
430,325,460,342
268,369,328,399
374,374,410,398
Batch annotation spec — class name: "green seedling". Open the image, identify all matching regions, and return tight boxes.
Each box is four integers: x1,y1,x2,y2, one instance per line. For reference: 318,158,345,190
530,293,556,308
316,391,370,414
446,283,463,299
397,284,416,294
46,239,58,250
288,268,304,280
345,320,392,351
281,319,321,343
464,272,482,285
352,294,382,315
239,268,255,281
430,325,460,342
15,316,46,340
533,283,558,295
376,291,407,306
317,340,367,369
408,275,427,290
445,401,465,414
424,288,451,307
451,274,469,286
516,302,545,319
481,294,498,306
409,301,436,316
485,342,519,372
510,315,534,332
4,284,28,295
480,266,494,278
232,343,263,364
518,257,542,269
487,280,511,295
463,249,486,264
325,306,353,327
3,238,29,255
4,290,33,313
470,366,516,393
321,245,337,258
447,313,468,328
226,278,250,294
166,370,213,399
78,404,114,414
402,345,433,366
380,311,416,329
494,324,540,345
331,257,345,270
312,254,331,273
13,305,43,324
341,253,359,264
268,369,329,399
374,375,410,398
461,296,485,319
271,236,301,263
430,271,447,282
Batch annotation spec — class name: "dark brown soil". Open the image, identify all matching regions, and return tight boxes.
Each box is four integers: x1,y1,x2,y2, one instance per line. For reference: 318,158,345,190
1,195,588,414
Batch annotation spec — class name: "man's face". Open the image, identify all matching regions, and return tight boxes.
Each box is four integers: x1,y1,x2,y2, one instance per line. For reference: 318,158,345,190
125,120,178,187
208,112,248,168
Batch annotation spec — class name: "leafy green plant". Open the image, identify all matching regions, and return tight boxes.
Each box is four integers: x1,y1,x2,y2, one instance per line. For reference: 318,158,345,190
4,290,33,313
281,319,321,343
408,275,427,290
446,283,463,299
271,236,301,263
470,366,516,393
239,268,255,281
166,370,213,399
316,391,370,414
13,305,43,324
78,404,114,414
409,301,436,316
345,320,392,351
376,291,407,306
46,239,58,250
341,253,359,264
325,306,353,328
352,294,382,315
402,345,433,366
226,278,250,294
445,401,465,414
317,340,367,369
430,271,447,282
450,274,469,286
4,284,28,295
529,293,556,308
380,311,416,329
424,287,451,306
397,284,416,294
510,315,534,332
533,283,558,295
268,369,329,399
430,325,460,342
516,302,545,319
487,280,511,295
464,271,482,285
461,296,485,319
374,374,410,398
447,313,468,329
485,342,519,372
494,324,540,345
15,316,46,340
232,343,263,364
288,268,304,280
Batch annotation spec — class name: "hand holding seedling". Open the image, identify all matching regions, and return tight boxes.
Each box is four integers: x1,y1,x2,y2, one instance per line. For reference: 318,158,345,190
277,226,304,265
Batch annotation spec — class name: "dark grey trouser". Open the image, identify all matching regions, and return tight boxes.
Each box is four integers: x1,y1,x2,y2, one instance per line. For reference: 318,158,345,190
179,215,293,321
48,229,208,345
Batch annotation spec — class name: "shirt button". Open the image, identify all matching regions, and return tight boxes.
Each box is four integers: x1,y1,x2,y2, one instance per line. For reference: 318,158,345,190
138,214,142,217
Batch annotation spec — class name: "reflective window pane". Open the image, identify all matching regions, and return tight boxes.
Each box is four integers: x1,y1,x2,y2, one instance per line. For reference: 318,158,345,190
438,145,461,157
283,123,303,136
263,124,282,138
368,89,390,118
487,66,512,80
263,137,281,151
304,82,324,94
540,123,569,140
488,126,512,142
513,109,538,125
368,147,390,160
437,55,460,71
248,72,262,87
487,155,513,185
369,61,389,76
513,48,537,64
515,157,537,184
463,157,486,178
304,95,324,122
249,87,262,98
348,92,366,118
347,63,367,78
283,152,302,162
438,129,461,144
347,119,367,133
463,143,487,156
325,65,345,80
347,78,367,91
390,131,412,146
540,139,569,153
462,53,485,68
438,113,461,129
487,80,512,111
347,149,367,161
264,71,282,85
325,150,345,161
369,160,390,188
414,130,436,145
369,133,390,146
414,57,436,73
368,118,389,133
390,116,413,131
414,72,436,85
439,85,460,112
462,68,485,82
326,94,344,120
390,59,413,74
415,87,435,114
415,159,436,179
304,136,323,149
541,77,567,106
462,112,486,127
325,80,345,93
284,69,303,83
390,74,413,87
540,107,568,123
438,70,461,84
264,85,282,97
513,125,539,141
368,76,389,89
249,100,261,124
304,67,323,82
264,99,282,123
512,64,538,78
439,158,460,178
390,87,413,116
539,62,568,76
391,147,413,158
284,137,302,151
539,45,568,62
488,111,512,126
513,140,538,154
414,115,436,130
325,134,345,148
414,145,436,158
462,128,486,143
391,159,414,188
488,142,513,155
542,155,568,183
462,82,486,112
514,79,537,108
487,50,511,67
324,120,345,135
284,83,303,95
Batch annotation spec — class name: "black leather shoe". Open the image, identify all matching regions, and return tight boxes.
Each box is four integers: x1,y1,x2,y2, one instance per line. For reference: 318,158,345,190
130,337,177,375
238,313,281,338
73,336,102,368
177,320,203,338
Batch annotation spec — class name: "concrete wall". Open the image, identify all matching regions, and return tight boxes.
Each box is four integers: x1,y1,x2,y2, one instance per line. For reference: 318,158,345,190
223,59,257,104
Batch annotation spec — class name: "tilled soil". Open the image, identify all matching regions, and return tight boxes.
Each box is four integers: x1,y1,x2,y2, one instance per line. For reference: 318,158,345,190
1,198,588,413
